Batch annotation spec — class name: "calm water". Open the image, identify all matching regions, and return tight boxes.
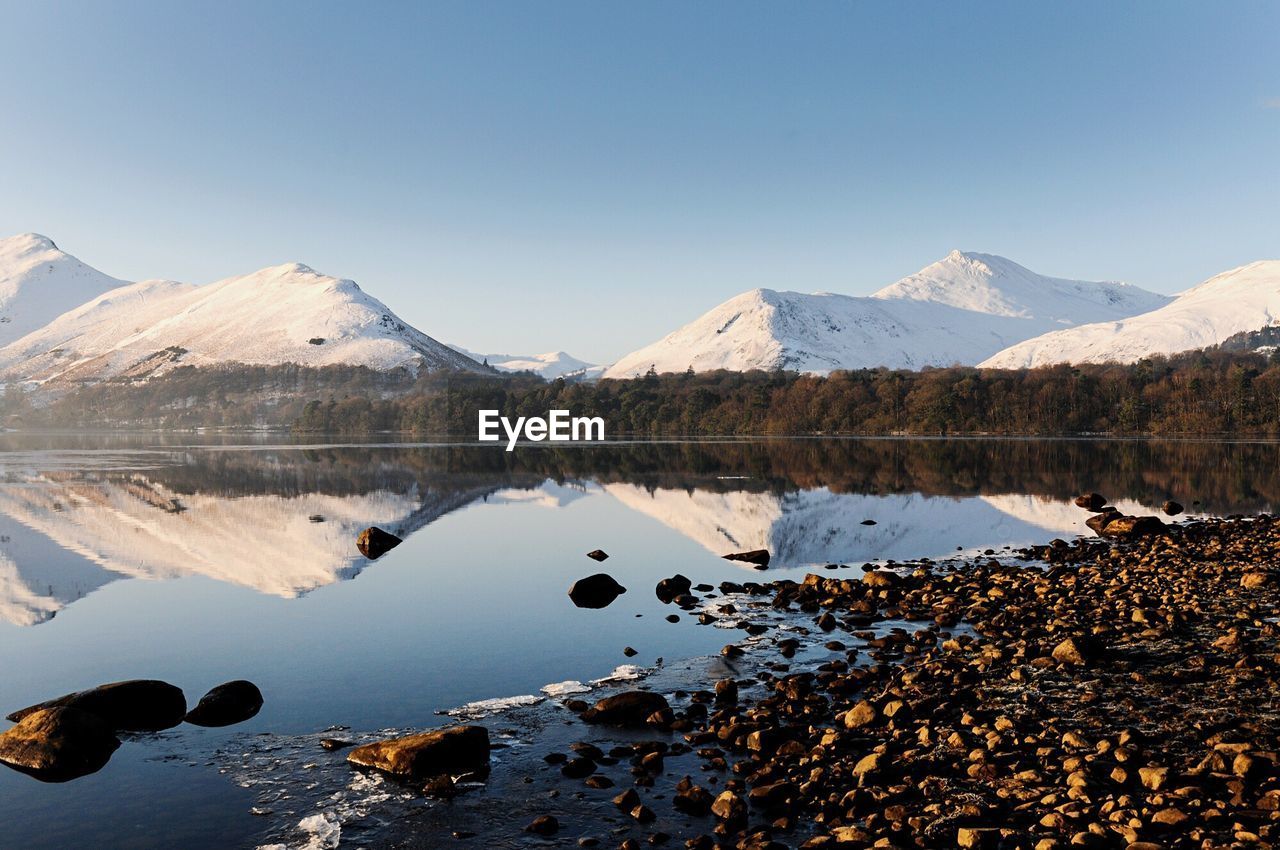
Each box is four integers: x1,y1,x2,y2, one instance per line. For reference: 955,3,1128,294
0,435,1277,849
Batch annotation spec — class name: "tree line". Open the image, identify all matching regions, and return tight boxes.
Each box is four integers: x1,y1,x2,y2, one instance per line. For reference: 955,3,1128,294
8,347,1280,436
293,349,1280,436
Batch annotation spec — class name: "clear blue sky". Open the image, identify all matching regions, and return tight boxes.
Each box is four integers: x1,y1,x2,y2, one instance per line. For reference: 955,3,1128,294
0,1,1276,364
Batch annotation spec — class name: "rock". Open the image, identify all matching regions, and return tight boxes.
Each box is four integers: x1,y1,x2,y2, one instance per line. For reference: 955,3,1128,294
347,725,489,778
655,574,693,604
1241,571,1273,589
957,828,1000,849
723,549,770,567
861,570,900,588
1150,807,1188,826
423,774,461,798
623,646,638,657
630,804,655,823
356,526,402,559
526,815,559,835
1162,500,1184,516
184,680,263,727
1074,493,1108,511
320,738,353,751
1099,515,1165,539
842,700,877,729
674,780,714,815
586,549,609,562
581,691,670,726
714,679,738,706
1086,509,1123,534
568,573,627,609
613,788,641,810
860,519,877,526
1051,637,1097,666
561,756,597,778
711,790,746,822
0,707,120,782
852,752,881,779
8,680,187,732
1138,766,1168,790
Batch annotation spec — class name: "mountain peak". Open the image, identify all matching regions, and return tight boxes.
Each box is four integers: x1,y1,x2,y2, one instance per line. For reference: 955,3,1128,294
1,233,60,257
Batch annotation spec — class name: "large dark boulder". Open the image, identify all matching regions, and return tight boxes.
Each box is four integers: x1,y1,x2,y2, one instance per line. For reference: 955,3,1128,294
581,691,670,726
8,680,187,732
723,549,770,567
356,526,402,559
655,574,692,604
1162,500,1184,516
586,549,609,562
0,707,120,782
347,725,489,779
185,681,264,727
568,573,627,609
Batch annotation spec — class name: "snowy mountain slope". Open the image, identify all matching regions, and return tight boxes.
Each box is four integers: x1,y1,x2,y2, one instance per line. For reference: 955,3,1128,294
448,345,605,380
0,234,126,348
604,251,1171,378
981,260,1280,368
0,261,486,384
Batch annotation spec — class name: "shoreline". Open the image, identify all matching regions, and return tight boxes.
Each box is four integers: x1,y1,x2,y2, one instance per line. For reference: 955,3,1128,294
236,508,1280,849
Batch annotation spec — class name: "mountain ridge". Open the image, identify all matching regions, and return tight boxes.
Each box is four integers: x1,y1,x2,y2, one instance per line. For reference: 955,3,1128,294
604,251,1172,378
0,240,485,386
981,259,1280,368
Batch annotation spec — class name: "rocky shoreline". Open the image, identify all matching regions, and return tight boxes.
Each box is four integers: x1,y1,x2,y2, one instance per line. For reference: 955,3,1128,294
344,508,1280,850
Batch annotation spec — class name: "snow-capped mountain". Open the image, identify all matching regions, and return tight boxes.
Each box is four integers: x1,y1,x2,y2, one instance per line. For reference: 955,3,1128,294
981,260,1280,368
0,234,126,348
0,256,485,385
448,346,605,380
604,251,1171,378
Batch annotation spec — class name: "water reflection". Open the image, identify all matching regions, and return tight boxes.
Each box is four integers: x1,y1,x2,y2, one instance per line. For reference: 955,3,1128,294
0,437,1276,628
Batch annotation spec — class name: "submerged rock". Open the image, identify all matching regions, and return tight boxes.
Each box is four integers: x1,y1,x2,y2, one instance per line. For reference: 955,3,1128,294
0,707,120,782
185,681,264,727
581,691,670,726
8,680,187,732
722,549,770,567
356,526,402,559
347,725,490,779
568,573,627,609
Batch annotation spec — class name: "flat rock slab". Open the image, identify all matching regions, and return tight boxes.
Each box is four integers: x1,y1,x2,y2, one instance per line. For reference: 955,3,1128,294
347,725,490,779
8,680,187,732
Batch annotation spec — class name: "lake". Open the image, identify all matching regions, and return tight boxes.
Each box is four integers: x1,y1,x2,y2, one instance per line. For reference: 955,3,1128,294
0,434,1277,849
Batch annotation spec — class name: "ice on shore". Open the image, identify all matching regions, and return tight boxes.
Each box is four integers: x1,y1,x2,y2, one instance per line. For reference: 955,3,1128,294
445,694,543,719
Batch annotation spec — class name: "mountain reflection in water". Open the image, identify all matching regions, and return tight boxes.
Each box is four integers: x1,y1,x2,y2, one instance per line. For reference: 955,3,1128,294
0,436,1277,627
